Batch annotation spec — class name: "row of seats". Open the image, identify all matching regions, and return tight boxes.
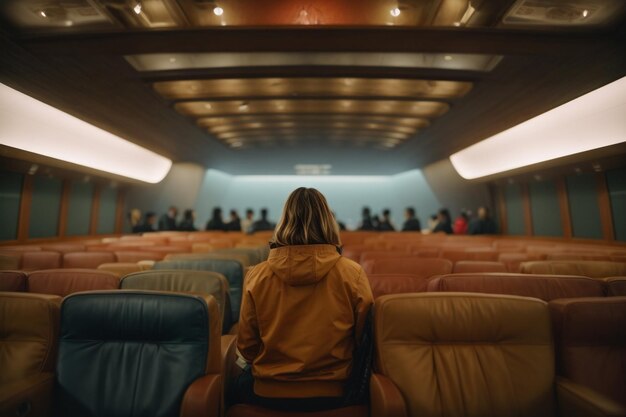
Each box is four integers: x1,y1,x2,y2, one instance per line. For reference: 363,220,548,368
3,290,624,417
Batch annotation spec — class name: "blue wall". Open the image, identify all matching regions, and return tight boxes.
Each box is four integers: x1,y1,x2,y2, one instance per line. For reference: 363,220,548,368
194,169,441,231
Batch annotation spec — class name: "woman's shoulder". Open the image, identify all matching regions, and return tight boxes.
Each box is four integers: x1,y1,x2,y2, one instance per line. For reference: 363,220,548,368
335,256,364,277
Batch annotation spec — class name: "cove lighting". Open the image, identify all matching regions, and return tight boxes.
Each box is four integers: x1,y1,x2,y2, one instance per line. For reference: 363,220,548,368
450,76,626,180
0,83,172,183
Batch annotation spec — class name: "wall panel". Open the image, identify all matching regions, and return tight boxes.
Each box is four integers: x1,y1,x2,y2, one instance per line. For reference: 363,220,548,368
529,180,562,237
504,184,524,235
606,167,626,241
97,186,118,234
29,176,62,238
566,174,602,239
0,171,23,240
66,182,94,236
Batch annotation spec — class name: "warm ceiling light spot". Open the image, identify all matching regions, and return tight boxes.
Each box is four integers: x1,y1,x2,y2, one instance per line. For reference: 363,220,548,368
341,101,352,108
444,55,453,61
204,103,212,109
133,2,142,15
250,123,262,128
231,141,243,148
390,7,401,17
0,83,171,184
582,9,589,17
213,6,224,16
450,76,626,180
39,10,47,18
169,57,177,63
238,102,249,111
453,22,461,26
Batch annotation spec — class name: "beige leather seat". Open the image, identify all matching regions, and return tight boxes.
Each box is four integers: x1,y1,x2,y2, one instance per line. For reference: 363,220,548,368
370,293,617,417
0,292,61,417
520,260,626,278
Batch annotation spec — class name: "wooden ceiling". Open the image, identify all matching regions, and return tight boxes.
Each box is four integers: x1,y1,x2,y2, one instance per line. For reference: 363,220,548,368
1,0,625,175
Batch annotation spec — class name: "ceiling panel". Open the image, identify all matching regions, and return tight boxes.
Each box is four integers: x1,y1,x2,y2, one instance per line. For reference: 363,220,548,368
153,77,472,100
196,114,431,128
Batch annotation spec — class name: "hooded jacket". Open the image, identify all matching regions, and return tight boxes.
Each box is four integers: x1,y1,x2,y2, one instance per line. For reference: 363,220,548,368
237,244,373,399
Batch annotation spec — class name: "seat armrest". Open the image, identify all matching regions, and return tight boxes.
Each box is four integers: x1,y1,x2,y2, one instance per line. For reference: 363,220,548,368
370,373,408,417
0,373,55,417
556,377,626,417
180,374,222,417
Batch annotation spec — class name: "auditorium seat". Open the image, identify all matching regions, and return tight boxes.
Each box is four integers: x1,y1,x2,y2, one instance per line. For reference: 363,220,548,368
0,245,41,251
21,251,62,270
412,248,441,258
367,274,429,298
114,251,165,262
441,249,499,263
452,261,507,273
0,271,27,291
56,291,221,417
62,251,116,269
166,252,252,267
120,269,233,334
155,258,244,324
97,262,143,277
192,243,216,253
0,252,21,270
605,277,626,296
370,293,606,417
427,273,605,301
520,260,626,279
362,257,452,277
498,252,546,272
41,243,85,253
27,269,119,297
360,251,413,264
550,297,626,412
227,405,368,417
138,245,190,255
0,292,61,417
547,253,612,261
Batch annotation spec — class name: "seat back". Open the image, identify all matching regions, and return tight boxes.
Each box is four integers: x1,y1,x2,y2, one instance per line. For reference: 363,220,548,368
367,274,430,298
62,252,116,269
441,249,499,263
520,260,626,278
155,259,244,321
56,291,220,417
374,293,555,417
605,277,626,296
0,292,61,385
0,270,27,291
452,261,507,273
27,269,119,297
97,262,143,277
166,252,251,267
41,244,85,254
114,251,165,263
427,273,605,301
362,257,452,277
498,252,545,272
549,297,626,407
360,251,412,264
21,251,62,270
121,270,232,334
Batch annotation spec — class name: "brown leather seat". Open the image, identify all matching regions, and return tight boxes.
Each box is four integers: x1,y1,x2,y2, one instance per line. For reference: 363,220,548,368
441,249,499,262
0,292,61,417
27,269,120,297
62,251,116,269
227,404,368,417
452,261,507,273
370,292,615,417
498,252,545,272
368,274,430,298
547,253,612,261
360,251,413,264
427,273,605,301
0,271,27,291
114,251,165,262
520,260,626,279
137,245,190,254
550,297,626,410
21,251,62,271
0,251,21,270
41,243,85,253
97,262,143,277
362,257,452,277
605,277,626,296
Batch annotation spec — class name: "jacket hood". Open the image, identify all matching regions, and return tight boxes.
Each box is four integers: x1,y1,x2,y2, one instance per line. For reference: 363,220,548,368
268,244,341,286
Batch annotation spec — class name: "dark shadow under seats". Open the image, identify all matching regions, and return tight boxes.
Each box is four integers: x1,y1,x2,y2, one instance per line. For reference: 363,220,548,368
56,291,222,417
427,273,605,301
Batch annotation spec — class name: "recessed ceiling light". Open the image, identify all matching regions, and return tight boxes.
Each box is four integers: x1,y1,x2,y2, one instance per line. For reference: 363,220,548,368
390,7,401,17
238,102,249,111
169,57,177,63
133,2,142,15
231,141,243,148
213,6,224,16
444,55,453,61
582,9,589,18
39,10,47,17
204,103,212,109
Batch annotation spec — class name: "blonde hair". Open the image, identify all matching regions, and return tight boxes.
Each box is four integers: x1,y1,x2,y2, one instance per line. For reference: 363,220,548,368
272,187,341,247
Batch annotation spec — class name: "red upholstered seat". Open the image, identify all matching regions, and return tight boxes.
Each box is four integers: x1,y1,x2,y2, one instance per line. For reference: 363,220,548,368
362,257,452,277
452,261,507,273
27,269,119,297
0,271,27,291
427,273,605,301
227,404,368,417
368,274,430,298
62,252,116,269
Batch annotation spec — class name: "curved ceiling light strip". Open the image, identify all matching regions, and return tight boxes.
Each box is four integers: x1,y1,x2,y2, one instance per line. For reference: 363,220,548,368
450,76,626,180
0,83,172,183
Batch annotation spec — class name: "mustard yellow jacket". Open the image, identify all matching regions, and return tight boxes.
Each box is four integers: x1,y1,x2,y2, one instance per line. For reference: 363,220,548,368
237,244,374,398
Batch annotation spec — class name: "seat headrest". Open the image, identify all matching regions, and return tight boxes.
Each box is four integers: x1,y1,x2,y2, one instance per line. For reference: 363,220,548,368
27,269,119,297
